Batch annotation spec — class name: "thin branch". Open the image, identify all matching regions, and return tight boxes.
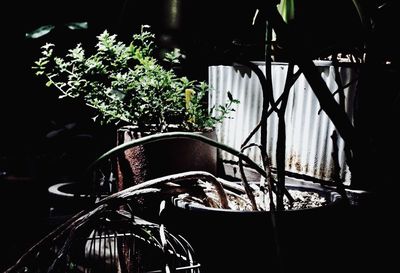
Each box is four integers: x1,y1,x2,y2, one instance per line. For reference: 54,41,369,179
241,68,302,148
238,154,258,210
333,56,355,176
275,63,294,210
263,4,358,152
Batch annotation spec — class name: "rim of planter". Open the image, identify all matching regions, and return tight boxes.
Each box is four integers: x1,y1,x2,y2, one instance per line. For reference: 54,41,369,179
331,188,371,206
172,180,344,214
48,181,108,199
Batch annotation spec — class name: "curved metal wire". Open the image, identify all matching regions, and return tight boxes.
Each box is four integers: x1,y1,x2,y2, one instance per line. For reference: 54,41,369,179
6,197,201,273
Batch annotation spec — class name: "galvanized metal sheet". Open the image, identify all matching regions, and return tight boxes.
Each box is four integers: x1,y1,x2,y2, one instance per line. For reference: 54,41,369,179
209,61,358,184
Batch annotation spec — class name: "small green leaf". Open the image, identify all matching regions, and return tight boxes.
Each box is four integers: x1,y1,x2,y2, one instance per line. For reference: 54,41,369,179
46,81,52,87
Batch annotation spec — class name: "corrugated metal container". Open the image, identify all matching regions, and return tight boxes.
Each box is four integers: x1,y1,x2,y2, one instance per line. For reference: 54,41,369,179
209,61,358,184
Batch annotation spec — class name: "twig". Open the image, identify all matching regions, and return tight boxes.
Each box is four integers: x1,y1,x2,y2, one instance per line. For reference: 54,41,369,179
239,143,264,210
263,4,358,152
332,56,355,176
264,19,283,273
238,158,258,210
241,68,302,148
275,63,294,210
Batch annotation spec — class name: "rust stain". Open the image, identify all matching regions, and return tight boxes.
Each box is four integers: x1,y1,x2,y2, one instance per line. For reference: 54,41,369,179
295,161,302,172
287,154,302,172
304,163,309,173
287,153,336,181
287,154,294,169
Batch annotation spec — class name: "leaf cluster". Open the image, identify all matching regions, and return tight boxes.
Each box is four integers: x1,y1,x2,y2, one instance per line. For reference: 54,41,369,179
33,25,238,133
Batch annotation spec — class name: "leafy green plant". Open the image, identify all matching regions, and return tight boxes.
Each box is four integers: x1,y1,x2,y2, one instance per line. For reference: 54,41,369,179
33,25,238,133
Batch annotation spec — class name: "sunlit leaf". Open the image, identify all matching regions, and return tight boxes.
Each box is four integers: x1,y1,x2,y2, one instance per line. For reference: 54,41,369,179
65,22,88,30
25,25,55,39
278,0,295,23
32,24,239,129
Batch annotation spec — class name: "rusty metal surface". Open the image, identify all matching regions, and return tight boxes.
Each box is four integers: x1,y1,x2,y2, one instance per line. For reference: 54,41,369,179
209,61,358,184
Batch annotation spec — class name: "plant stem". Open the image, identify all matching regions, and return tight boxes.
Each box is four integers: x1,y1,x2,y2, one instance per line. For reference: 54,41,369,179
276,63,294,210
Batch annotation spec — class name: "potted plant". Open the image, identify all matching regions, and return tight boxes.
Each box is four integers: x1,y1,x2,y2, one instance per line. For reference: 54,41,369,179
79,2,377,271
85,132,355,273
33,25,238,211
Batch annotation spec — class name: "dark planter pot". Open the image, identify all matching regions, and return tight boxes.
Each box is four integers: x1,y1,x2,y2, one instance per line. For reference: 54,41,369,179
163,181,349,273
116,126,218,190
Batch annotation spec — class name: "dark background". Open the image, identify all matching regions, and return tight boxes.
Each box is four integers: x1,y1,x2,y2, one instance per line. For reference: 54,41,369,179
0,1,266,270
0,0,264,157
0,0,399,271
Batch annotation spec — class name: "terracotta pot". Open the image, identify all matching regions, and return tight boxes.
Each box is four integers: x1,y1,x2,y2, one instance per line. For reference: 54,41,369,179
116,126,218,190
